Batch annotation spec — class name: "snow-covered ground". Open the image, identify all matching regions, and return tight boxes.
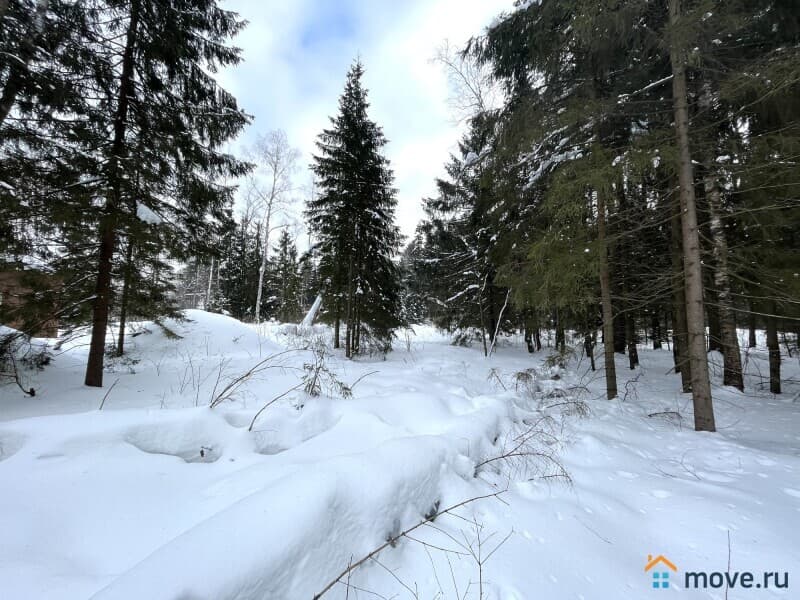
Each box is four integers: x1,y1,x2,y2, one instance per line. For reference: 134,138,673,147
1,310,798,599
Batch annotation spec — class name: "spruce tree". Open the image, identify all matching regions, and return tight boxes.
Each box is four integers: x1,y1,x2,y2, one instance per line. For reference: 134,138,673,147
462,0,798,420
270,229,302,323
217,215,263,321
0,1,99,335
307,60,403,356
417,117,510,352
77,0,250,386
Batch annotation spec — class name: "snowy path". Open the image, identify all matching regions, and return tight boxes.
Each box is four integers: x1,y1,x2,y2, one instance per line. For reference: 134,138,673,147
1,311,799,599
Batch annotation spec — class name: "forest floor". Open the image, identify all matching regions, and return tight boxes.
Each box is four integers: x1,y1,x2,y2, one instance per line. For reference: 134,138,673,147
1,310,798,600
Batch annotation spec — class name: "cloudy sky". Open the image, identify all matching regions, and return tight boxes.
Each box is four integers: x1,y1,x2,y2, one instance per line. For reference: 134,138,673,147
218,0,515,239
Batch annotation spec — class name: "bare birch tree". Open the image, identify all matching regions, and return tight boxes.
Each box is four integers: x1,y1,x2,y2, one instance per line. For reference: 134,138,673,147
247,129,299,322
435,39,502,124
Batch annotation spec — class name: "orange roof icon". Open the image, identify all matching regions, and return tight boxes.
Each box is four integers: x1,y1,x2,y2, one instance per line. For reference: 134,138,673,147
645,554,678,572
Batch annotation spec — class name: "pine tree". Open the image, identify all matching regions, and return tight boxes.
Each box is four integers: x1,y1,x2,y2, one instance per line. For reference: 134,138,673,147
307,60,403,356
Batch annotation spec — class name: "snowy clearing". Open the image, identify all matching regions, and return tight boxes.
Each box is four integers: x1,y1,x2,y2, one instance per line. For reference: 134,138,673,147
1,310,799,599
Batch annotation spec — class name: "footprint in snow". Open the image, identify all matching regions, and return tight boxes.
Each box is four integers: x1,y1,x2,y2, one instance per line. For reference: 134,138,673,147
651,489,672,499
616,470,638,479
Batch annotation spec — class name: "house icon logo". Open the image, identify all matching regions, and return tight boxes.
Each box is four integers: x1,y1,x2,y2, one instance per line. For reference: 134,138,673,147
645,554,678,589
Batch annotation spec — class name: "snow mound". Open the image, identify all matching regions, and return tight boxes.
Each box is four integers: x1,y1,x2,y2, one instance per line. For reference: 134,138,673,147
131,310,282,359
125,417,229,463
251,400,341,456
90,436,455,600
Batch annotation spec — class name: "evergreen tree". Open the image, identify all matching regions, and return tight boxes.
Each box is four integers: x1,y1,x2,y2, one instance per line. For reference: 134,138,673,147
217,215,262,321
76,0,250,386
307,60,403,357
398,235,431,326
270,228,302,323
417,116,511,352
0,1,100,336
460,0,799,425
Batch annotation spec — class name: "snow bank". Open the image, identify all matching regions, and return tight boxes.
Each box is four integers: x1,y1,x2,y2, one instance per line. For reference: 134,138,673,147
91,436,454,600
1,316,798,600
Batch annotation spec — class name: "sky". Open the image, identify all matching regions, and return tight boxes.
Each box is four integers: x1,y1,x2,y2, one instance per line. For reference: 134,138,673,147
218,0,515,240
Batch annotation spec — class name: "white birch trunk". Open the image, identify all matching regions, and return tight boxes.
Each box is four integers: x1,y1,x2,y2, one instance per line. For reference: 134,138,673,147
254,204,273,323
205,257,214,310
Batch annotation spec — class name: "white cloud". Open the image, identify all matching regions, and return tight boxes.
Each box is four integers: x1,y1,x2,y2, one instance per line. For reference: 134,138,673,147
219,0,515,239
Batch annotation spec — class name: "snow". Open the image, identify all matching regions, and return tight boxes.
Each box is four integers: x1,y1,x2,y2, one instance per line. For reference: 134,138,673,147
1,312,798,599
135,202,162,225
300,293,323,327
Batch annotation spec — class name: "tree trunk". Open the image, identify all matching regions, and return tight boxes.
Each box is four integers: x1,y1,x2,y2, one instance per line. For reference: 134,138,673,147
85,0,140,387
766,302,781,394
584,331,596,371
651,311,663,350
206,257,215,310
748,306,757,348
554,307,565,354
597,192,618,399
626,310,639,369
705,285,722,352
478,274,489,357
671,196,692,392
345,254,355,359
116,238,134,356
670,0,715,431
333,307,340,348
486,277,498,344
664,310,672,352
612,307,626,354
524,325,535,353
254,204,273,322
354,304,361,355
300,294,322,328
704,161,743,390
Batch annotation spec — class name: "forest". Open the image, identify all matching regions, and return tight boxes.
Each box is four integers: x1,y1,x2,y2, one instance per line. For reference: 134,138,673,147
3,0,798,430
1,2,799,597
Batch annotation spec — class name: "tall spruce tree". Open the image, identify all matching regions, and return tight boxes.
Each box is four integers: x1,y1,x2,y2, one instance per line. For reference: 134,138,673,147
78,0,250,386
307,61,403,356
